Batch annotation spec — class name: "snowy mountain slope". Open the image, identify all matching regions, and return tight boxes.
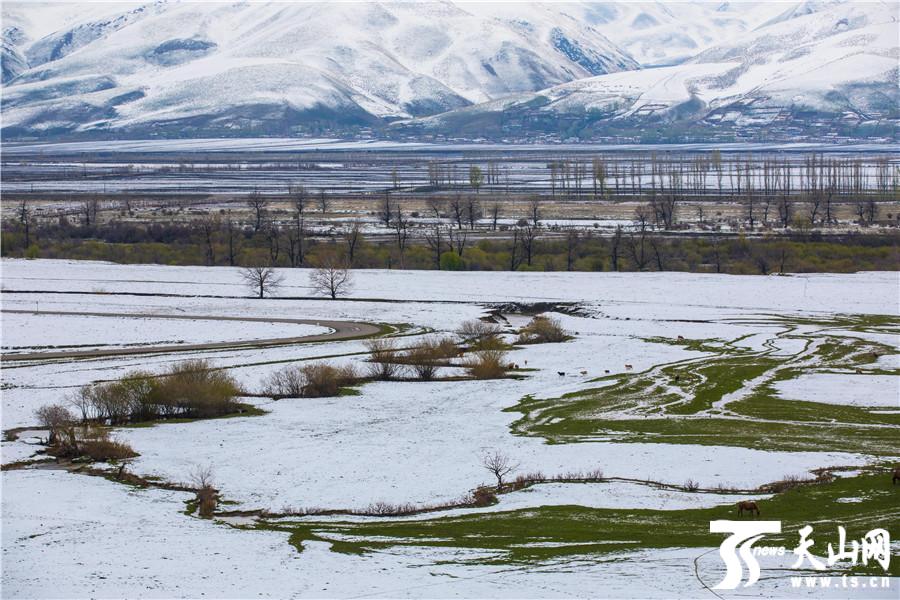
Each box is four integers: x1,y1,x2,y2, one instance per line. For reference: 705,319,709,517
575,1,787,66
0,1,637,136
406,0,898,141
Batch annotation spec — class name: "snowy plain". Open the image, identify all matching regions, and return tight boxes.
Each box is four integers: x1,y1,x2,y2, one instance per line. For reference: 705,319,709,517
1,259,898,598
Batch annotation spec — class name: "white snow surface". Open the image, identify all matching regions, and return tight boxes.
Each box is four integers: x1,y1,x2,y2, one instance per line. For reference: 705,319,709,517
775,373,900,408
5,470,896,599
2,259,898,597
1,311,326,352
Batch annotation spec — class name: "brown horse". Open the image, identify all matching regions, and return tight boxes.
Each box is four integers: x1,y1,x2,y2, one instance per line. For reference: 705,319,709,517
737,500,760,517
892,468,900,485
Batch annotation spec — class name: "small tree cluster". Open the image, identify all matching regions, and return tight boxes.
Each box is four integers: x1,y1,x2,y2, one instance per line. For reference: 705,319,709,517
35,404,136,461
516,315,569,344
456,319,503,346
69,360,241,424
464,349,509,379
365,338,401,380
262,363,358,398
191,465,218,518
401,336,459,381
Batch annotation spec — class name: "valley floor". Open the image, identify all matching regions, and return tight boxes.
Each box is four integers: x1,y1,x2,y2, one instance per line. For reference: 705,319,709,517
1,260,897,598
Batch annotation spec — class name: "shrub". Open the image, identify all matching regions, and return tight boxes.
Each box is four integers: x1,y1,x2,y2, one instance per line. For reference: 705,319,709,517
38,417,137,462
365,338,400,380
403,336,458,381
464,349,508,379
439,251,466,271
191,466,217,518
67,361,241,423
517,316,569,344
684,478,700,492
301,363,358,397
472,487,497,507
457,319,502,344
149,360,241,418
262,366,307,398
263,363,358,398
34,403,76,446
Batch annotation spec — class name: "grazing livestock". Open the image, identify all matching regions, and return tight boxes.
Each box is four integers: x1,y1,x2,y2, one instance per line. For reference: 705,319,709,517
737,501,760,517
580,370,588,375
557,372,566,377
625,364,633,370
893,467,900,485
677,335,685,340
604,370,610,374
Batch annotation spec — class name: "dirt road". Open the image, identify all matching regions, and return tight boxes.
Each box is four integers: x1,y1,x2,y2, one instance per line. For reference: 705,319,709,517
2,310,383,361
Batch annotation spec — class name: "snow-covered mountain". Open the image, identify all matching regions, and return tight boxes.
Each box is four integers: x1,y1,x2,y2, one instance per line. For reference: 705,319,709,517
0,1,637,136
1,1,897,141
407,0,898,141
579,1,787,66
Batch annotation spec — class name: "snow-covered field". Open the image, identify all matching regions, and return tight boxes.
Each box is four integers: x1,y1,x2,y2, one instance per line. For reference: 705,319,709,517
2,259,897,598
1,311,326,353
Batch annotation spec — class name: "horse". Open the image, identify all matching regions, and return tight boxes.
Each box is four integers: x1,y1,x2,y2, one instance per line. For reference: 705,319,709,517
893,467,900,485
737,500,760,517
557,371,566,377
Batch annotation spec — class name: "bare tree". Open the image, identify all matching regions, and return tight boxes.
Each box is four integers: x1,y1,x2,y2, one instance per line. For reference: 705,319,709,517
519,224,538,266
247,191,267,232
224,217,239,267
309,254,353,299
488,202,500,231
241,266,284,299
343,220,362,266
265,220,281,265
424,224,446,269
81,197,100,227
610,225,623,271
528,197,541,226
17,199,31,249
380,191,393,227
198,216,218,265
393,207,410,267
481,449,518,488
565,230,580,271
190,465,217,518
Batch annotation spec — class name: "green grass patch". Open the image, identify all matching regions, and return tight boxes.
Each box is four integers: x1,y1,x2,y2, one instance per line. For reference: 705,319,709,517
254,472,898,573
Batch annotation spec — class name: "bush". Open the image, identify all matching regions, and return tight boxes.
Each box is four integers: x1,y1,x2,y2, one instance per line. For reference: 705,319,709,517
39,418,137,462
472,487,497,507
464,349,508,379
439,251,465,271
263,363,358,398
262,366,307,398
191,466,218,518
403,336,459,381
365,338,400,380
68,361,241,423
301,363,358,397
457,319,503,345
34,403,76,446
152,360,241,418
517,315,569,344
